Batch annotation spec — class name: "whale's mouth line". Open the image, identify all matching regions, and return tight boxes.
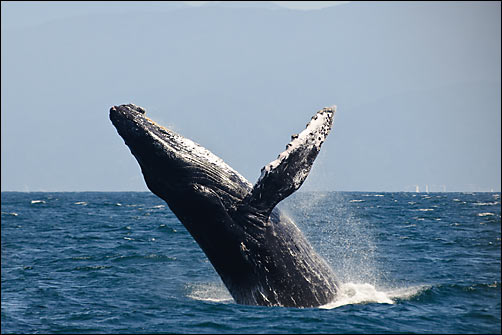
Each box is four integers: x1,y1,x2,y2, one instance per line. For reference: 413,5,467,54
109,104,254,199
110,104,191,149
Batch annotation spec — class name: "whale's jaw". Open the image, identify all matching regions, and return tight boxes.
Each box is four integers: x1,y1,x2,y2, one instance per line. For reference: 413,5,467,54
110,104,251,206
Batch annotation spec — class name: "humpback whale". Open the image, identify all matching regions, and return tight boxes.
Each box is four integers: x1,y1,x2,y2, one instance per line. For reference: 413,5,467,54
110,104,338,307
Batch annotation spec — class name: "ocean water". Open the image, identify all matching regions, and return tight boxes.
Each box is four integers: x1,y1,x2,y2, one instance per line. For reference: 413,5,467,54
1,191,500,334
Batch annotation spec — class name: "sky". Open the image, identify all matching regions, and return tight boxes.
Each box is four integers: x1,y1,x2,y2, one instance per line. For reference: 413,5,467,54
1,1,501,192
0,1,348,30
184,1,349,10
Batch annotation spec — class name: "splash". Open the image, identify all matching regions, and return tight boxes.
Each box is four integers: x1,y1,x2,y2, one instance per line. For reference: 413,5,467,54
187,282,234,303
320,283,428,309
187,192,426,309
186,281,427,308
281,192,396,304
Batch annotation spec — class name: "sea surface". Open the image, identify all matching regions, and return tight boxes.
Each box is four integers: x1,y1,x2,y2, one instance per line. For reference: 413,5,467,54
1,191,500,334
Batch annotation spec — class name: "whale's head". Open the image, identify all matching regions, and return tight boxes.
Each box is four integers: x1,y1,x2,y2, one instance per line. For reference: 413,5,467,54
109,104,251,209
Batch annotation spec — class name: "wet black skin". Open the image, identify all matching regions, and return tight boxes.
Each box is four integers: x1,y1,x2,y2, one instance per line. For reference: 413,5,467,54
110,104,338,307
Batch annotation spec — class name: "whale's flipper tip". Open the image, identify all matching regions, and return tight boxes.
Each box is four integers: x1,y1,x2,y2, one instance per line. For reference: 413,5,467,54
242,106,335,216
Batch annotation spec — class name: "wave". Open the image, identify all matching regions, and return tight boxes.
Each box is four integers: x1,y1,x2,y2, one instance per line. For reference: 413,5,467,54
473,201,500,206
111,253,176,263
1,212,19,216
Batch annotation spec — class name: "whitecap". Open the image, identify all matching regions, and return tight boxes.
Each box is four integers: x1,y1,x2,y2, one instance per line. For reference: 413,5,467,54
400,224,416,228
478,212,495,217
74,201,87,205
349,200,364,203
30,200,46,204
2,212,19,216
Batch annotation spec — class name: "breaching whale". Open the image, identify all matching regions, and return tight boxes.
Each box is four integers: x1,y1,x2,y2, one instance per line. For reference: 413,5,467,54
110,104,338,307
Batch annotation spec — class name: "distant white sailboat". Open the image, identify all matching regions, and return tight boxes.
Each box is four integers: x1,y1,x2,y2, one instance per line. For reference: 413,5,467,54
425,184,429,193
415,185,420,193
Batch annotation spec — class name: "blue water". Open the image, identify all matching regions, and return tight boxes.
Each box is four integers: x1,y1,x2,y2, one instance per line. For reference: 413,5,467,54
1,191,500,334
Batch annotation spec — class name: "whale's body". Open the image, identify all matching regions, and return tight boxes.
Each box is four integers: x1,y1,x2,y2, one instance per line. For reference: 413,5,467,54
110,104,338,307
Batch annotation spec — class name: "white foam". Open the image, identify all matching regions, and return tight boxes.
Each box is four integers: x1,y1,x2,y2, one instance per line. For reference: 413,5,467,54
401,224,417,228
187,282,234,303
478,212,495,217
30,200,46,204
185,280,428,308
320,283,427,309
385,285,430,300
1,212,19,216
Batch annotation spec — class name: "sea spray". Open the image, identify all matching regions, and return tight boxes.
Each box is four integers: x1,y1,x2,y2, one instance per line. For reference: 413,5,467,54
320,283,429,309
186,282,233,303
280,191,383,285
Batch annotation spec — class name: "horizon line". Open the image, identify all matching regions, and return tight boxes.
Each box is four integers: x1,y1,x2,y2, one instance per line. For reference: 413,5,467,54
1,190,500,193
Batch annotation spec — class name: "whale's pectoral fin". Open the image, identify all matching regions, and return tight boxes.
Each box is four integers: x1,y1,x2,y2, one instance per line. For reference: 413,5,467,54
242,106,335,217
